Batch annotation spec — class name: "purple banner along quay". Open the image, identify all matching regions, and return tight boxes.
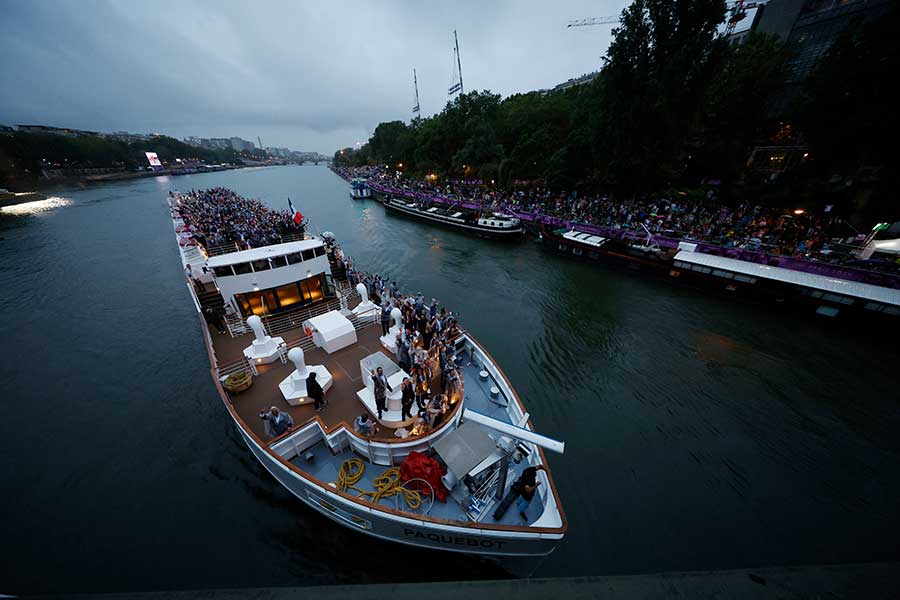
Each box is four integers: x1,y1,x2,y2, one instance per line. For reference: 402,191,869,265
366,182,900,290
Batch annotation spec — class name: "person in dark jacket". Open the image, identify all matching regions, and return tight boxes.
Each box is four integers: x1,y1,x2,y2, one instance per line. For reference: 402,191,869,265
400,377,415,420
515,465,545,521
371,367,392,420
307,371,325,411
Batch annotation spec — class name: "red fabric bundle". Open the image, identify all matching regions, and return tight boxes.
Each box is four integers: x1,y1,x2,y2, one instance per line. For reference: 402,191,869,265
400,451,447,502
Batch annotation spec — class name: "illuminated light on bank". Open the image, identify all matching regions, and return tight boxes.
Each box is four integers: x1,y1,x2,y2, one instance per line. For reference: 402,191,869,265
1,196,72,215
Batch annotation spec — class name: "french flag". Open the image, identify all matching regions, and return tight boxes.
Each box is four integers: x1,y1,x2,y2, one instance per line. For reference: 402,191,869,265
288,198,303,225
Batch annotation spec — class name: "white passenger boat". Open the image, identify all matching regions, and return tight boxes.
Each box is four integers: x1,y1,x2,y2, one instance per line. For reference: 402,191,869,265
167,189,567,565
350,177,371,199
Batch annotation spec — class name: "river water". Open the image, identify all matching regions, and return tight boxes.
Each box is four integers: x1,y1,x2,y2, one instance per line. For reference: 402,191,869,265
1,165,898,594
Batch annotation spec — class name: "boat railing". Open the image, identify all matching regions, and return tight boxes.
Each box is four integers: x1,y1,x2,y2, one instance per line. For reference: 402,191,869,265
205,231,311,258
260,297,343,338
216,355,256,380
270,398,466,468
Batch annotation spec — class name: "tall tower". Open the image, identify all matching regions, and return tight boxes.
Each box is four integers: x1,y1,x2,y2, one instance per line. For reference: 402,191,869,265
448,30,464,98
413,68,421,120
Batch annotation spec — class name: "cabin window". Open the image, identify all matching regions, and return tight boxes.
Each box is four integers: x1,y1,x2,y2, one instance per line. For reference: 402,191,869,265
213,266,233,277
286,252,304,265
313,246,325,257
733,275,756,284
558,244,567,251
251,259,271,272
232,262,252,275
712,269,733,279
269,255,288,268
883,306,900,315
300,275,324,302
587,251,599,260
572,248,583,256
276,283,302,308
239,289,278,316
301,248,317,261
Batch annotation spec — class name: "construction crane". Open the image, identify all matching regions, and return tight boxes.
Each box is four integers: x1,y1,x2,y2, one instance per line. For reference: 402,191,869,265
566,16,618,28
569,2,765,36
725,1,764,36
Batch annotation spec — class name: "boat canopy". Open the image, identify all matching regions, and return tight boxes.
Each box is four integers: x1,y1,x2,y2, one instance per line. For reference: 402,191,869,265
674,250,900,306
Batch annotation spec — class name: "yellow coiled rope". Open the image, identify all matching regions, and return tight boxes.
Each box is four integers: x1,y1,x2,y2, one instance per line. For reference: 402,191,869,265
333,458,422,510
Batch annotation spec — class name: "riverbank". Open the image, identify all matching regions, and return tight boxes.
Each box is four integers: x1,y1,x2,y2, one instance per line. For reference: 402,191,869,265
25,562,900,599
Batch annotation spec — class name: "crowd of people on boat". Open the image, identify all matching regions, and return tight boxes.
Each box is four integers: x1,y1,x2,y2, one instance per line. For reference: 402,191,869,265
337,165,897,271
325,242,465,438
170,188,305,253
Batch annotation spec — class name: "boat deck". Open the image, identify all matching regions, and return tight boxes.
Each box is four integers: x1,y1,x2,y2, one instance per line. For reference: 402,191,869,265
211,316,463,442
288,351,544,526
208,310,544,525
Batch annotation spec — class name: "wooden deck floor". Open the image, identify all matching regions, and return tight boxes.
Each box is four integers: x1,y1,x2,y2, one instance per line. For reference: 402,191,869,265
209,316,458,443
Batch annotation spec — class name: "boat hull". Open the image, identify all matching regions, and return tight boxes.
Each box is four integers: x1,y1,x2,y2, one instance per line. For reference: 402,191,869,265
384,200,524,240
230,405,562,558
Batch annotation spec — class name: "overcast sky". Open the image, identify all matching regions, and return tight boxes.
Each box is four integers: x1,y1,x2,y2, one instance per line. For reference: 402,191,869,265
0,0,629,154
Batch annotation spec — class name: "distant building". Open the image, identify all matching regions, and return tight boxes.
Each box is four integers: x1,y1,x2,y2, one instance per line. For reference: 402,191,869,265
16,124,101,137
732,0,893,82
553,71,599,92
229,137,255,152
104,130,153,143
208,138,231,150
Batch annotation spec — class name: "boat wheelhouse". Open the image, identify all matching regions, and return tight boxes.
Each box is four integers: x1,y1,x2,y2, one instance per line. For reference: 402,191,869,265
168,190,567,563
384,197,524,239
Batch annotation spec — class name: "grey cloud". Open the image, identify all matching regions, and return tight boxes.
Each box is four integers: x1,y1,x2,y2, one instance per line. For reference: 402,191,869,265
0,0,626,153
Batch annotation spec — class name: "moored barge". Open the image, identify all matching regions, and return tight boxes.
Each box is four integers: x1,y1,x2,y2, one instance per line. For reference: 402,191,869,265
384,197,524,239
542,224,900,321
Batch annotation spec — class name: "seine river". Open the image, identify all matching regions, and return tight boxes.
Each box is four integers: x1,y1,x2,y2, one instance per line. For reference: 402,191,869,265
2,165,898,594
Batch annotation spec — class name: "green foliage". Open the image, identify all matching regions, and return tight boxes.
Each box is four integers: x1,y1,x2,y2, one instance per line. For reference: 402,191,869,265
597,0,728,189
0,132,243,186
692,33,791,183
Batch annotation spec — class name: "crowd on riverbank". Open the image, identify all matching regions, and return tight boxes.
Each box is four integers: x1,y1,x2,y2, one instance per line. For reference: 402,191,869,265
336,165,898,271
170,188,304,252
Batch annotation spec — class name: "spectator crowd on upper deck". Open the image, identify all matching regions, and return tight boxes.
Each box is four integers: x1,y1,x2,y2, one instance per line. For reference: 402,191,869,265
170,188,304,253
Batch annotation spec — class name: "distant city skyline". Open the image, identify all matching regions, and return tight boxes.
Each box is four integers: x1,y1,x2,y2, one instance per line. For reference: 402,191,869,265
0,0,626,154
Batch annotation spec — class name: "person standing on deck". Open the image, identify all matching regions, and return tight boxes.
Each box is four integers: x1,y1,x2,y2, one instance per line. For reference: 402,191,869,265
381,299,392,337
307,371,326,412
259,406,293,439
429,298,439,319
515,465,545,521
371,367,392,420
398,337,412,373
400,377,415,420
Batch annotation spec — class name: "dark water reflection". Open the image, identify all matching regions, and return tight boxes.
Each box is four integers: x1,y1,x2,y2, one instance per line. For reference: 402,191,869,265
1,166,898,594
